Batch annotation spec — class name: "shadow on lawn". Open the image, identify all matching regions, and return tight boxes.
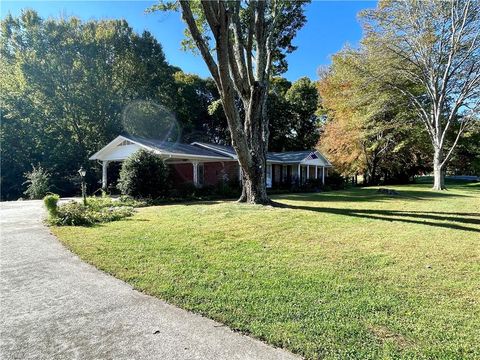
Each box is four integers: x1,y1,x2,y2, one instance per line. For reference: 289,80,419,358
276,188,471,203
274,203,480,233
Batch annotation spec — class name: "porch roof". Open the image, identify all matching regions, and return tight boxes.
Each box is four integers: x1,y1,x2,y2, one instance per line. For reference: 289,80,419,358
191,142,283,162
271,150,332,166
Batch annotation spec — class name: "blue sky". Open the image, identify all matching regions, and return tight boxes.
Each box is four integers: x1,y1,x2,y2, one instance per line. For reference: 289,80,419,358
1,1,376,81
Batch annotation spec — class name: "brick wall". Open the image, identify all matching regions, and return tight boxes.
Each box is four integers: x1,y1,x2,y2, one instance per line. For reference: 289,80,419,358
204,161,239,186
170,163,193,184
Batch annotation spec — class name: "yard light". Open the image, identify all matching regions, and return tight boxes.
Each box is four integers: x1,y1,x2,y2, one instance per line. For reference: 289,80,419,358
78,166,87,205
78,167,86,178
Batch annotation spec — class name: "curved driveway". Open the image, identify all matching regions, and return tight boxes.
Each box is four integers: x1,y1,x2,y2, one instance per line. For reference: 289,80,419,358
0,201,299,360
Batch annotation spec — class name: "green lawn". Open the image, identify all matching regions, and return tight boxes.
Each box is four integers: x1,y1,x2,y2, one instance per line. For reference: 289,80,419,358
52,182,480,359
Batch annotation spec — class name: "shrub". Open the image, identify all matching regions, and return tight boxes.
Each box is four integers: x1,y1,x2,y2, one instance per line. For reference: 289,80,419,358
118,195,147,207
96,206,135,222
172,182,198,198
43,194,60,216
117,149,169,199
52,202,95,226
215,180,241,197
303,178,324,192
49,200,135,226
23,164,50,199
325,171,346,190
85,195,146,210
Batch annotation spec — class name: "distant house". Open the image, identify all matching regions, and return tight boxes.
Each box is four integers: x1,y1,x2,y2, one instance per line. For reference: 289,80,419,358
90,135,332,190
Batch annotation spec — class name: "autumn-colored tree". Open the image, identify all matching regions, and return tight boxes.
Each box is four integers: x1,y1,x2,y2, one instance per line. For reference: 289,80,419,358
317,67,365,177
318,49,431,184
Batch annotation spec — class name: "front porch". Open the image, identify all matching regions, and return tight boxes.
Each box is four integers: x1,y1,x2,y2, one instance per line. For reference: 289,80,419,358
268,163,329,188
100,160,329,191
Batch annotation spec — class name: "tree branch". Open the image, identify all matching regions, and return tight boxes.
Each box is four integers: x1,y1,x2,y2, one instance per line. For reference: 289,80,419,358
179,1,220,86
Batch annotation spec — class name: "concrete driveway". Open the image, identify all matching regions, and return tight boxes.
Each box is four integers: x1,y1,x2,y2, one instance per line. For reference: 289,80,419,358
0,200,299,360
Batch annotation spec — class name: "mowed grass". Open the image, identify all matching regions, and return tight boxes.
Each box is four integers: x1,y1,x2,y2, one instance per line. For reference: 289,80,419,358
52,182,480,359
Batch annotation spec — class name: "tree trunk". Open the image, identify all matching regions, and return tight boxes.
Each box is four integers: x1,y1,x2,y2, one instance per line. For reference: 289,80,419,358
237,85,270,204
237,157,270,204
432,147,446,190
237,148,269,204
239,173,269,204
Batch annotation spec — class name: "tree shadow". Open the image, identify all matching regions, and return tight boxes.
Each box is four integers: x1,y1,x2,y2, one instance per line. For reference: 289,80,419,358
398,210,480,217
275,188,470,203
272,202,480,233
146,199,224,207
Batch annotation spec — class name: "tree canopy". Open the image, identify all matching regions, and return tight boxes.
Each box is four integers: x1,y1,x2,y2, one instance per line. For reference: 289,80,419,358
1,11,176,198
269,77,320,151
0,9,316,200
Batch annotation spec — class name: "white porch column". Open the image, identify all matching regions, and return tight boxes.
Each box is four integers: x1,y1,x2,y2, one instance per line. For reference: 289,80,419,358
297,164,301,184
192,161,199,187
322,167,325,185
102,160,109,190
238,162,243,183
315,165,318,179
306,165,309,180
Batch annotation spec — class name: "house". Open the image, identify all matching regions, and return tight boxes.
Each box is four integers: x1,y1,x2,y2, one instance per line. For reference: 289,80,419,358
89,135,332,190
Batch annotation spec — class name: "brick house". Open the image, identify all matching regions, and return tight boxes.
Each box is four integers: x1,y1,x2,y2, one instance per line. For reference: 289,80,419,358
90,135,332,190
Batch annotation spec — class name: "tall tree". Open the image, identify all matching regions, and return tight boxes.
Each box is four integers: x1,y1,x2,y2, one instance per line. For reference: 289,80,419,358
360,0,480,190
172,71,230,143
268,77,320,151
204,75,321,150
285,77,320,150
153,1,308,204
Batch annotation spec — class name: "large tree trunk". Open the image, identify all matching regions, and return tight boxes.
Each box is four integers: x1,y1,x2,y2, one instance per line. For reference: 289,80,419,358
432,147,446,190
237,85,270,204
239,173,269,204
237,152,269,204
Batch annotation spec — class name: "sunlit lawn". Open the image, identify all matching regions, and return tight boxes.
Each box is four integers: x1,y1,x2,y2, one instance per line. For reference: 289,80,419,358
52,181,480,359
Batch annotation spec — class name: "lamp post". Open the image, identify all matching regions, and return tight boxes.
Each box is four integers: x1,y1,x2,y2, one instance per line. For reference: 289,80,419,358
78,166,87,205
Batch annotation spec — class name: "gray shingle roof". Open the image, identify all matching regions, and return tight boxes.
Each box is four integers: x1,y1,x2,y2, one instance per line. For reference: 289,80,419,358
269,151,313,163
126,136,231,159
193,142,290,162
191,142,237,157
123,136,330,165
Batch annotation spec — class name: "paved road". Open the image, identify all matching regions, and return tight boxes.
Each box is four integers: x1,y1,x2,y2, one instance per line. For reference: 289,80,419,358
0,201,299,360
